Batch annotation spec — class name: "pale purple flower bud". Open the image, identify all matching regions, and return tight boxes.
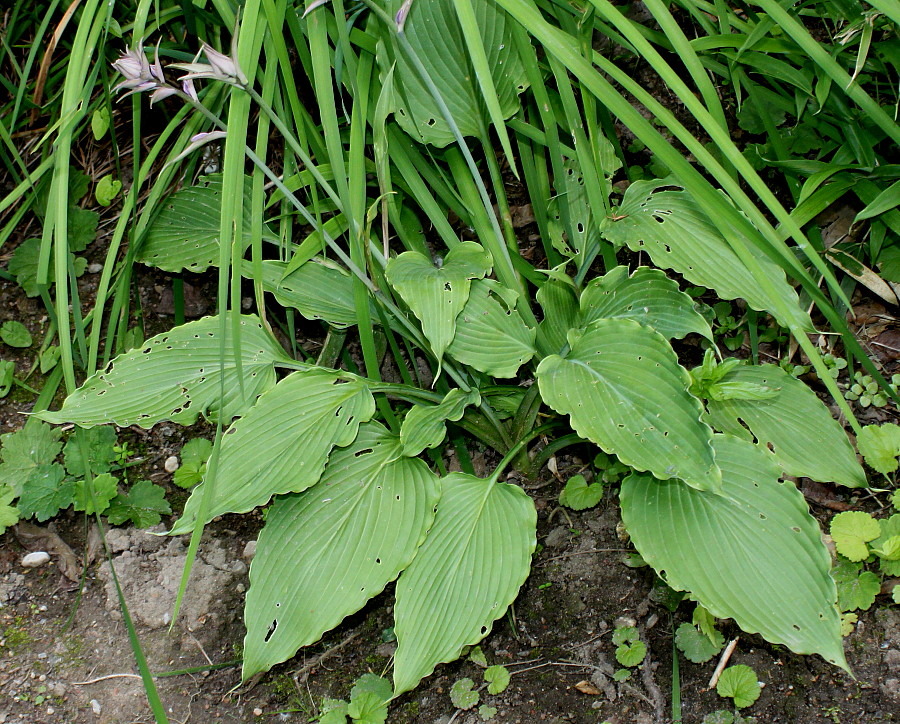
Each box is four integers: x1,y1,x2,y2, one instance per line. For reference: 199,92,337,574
112,47,148,82
149,86,177,105
396,0,414,32
151,41,167,84
182,77,199,102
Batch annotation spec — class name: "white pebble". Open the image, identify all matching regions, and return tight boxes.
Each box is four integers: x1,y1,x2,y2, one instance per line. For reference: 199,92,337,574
87,263,103,274
90,699,102,714
21,552,50,568
242,540,257,562
164,456,179,473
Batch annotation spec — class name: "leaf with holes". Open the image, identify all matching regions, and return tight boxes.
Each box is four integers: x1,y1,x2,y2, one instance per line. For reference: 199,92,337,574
242,423,438,678
621,434,847,670
580,266,712,341
374,0,527,146
386,243,492,365
546,157,596,257
537,319,720,492
250,259,377,330
37,315,288,429
138,175,277,273
599,181,810,330
171,370,375,535
401,388,481,457
447,279,536,378
704,365,866,488
393,473,536,695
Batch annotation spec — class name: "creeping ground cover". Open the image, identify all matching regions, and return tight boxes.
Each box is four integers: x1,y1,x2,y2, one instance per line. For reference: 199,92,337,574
2,0,900,720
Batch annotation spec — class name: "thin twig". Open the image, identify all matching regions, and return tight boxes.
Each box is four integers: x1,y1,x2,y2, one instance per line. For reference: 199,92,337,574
707,637,739,690
73,673,143,685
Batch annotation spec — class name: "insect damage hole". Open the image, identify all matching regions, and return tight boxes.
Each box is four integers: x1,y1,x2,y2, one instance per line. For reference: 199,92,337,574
264,619,278,642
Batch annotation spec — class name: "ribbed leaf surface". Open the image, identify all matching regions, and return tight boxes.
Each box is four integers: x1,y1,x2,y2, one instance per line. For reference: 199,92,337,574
376,0,527,146
447,280,536,377
242,423,440,678
705,365,866,487
580,266,713,341
251,258,373,329
621,435,847,669
537,319,720,491
393,473,536,694
536,277,578,356
138,176,276,272
169,370,375,534
401,389,481,457
386,243,492,363
600,181,810,330
37,315,286,428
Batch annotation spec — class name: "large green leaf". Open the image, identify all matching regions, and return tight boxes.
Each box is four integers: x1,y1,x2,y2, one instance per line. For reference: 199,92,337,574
138,176,276,273
536,276,579,356
385,242,492,364
38,315,287,428
169,370,375,534
580,266,713,341
537,319,721,492
393,472,536,694
599,181,811,330
704,365,866,487
401,388,481,457
375,0,528,146
242,423,440,678
249,258,374,329
446,279,536,377
620,435,847,670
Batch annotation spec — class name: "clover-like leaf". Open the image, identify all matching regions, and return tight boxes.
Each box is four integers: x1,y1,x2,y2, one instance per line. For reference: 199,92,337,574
1,321,32,348
559,474,603,511
106,480,171,528
831,558,880,612
347,674,391,724
830,511,881,562
484,665,510,695
675,622,724,663
95,175,122,206
716,665,761,709
73,472,118,515
479,704,498,721
450,678,479,710
615,639,647,667
173,438,212,489
318,698,348,724
857,423,900,475
63,425,118,478
16,464,72,522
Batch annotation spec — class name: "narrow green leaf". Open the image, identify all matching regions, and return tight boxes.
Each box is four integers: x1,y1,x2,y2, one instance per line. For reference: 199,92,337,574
704,365,866,487
621,435,847,670
242,423,438,678
537,319,720,492
37,315,288,428
170,370,374,534
393,473,536,694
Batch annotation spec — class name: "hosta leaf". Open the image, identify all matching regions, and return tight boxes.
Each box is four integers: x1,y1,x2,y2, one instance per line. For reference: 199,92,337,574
447,279,536,377
250,258,375,330
386,243,492,364
242,423,439,678
375,0,527,146
38,315,287,428
580,266,713,341
536,276,579,355
704,365,866,487
537,319,720,492
393,472,536,695
599,181,810,330
401,388,480,457
830,511,880,562
137,176,276,272
620,434,847,670
546,157,595,257
170,370,374,534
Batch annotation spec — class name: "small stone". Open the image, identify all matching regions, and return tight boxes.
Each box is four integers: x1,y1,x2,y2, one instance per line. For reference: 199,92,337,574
164,456,179,473
87,263,103,274
253,707,263,716
47,707,55,715
90,699,102,714
21,552,50,568
242,540,257,562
